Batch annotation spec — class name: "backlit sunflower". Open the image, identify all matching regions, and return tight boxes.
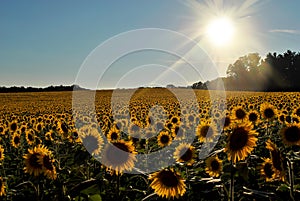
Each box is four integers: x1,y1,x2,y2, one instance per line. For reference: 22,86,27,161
0,146,4,161
79,126,103,156
225,123,258,163
247,110,260,124
260,158,276,182
101,140,137,175
280,123,300,146
23,145,51,177
0,177,5,197
26,129,35,145
231,106,247,121
11,132,21,148
260,103,277,120
174,143,196,166
107,126,121,142
205,155,223,177
157,130,172,147
196,120,217,143
149,168,186,199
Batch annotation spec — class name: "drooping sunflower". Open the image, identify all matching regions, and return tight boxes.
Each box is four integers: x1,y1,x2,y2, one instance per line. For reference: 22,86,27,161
196,120,217,143
0,177,5,197
107,126,121,142
0,146,4,161
101,140,137,175
265,139,285,181
157,130,172,147
260,103,277,120
11,132,21,148
225,123,258,163
79,126,103,156
231,106,247,121
38,153,57,180
280,122,300,146
174,143,196,166
23,145,51,177
260,158,276,182
205,155,223,177
149,168,186,199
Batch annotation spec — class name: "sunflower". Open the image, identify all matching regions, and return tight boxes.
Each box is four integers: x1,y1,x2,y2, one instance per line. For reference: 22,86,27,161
11,132,21,148
0,146,4,161
0,177,5,196
221,115,232,131
260,158,276,182
9,120,18,133
38,153,57,180
196,120,217,143
79,126,103,156
247,110,260,124
26,129,35,145
260,103,277,120
225,123,258,163
231,106,247,121
23,145,51,177
107,126,121,142
174,143,196,166
172,126,186,139
101,140,137,175
265,139,285,181
0,125,5,135
280,123,300,146
205,155,223,177
157,130,172,147
149,168,186,199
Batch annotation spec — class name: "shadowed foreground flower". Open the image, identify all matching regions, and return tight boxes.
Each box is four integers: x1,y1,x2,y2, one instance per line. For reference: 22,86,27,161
149,168,186,199
196,120,217,143
23,145,50,177
205,156,223,177
266,139,285,181
101,140,137,175
225,123,258,163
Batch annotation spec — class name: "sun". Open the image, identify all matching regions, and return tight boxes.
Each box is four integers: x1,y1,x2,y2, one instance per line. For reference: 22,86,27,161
206,17,235,46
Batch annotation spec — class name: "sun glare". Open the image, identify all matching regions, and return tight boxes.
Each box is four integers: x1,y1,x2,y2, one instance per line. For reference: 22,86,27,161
206,17,235,46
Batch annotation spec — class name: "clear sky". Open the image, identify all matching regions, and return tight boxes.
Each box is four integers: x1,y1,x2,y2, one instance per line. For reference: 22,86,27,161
1,0,300,89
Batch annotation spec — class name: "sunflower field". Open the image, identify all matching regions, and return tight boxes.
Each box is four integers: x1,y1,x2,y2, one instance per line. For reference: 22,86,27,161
0,89,300,201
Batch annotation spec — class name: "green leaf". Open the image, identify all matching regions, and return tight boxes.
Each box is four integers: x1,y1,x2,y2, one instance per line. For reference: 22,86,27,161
88,194,102,201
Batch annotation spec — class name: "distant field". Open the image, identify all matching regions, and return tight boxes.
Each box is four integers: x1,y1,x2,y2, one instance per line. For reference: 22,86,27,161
0,89,299,200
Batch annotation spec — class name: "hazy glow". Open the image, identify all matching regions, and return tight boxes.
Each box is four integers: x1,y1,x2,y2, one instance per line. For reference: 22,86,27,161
206,17,235,46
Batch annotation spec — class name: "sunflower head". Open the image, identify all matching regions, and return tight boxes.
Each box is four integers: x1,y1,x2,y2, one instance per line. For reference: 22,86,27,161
149,168,186,199
205,155,223,177
196,120,217,143
280,123,300,146
174,143,196,166
225,123,258,163
231,106,247,121
260,158,276,182
260,103,277,120
101,140,137,175
157,130,172,147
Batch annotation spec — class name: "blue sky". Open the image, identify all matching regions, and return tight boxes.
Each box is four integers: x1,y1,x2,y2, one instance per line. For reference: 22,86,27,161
1,0,300,88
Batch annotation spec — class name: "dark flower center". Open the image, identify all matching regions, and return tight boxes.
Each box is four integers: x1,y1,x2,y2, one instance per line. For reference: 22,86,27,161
160,135,170,144
211,159,220,171
284,126,300,143
229,127,249,151
264,108,275,119
159,170,179,187
235,109,246,119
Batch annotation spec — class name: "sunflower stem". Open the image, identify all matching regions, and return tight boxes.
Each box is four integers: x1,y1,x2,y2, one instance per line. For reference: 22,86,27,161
229,158,234,201
287,158,295,201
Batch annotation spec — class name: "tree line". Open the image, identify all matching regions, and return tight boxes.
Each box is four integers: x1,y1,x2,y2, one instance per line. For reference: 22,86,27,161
0,85,86,93
192,50,300,91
